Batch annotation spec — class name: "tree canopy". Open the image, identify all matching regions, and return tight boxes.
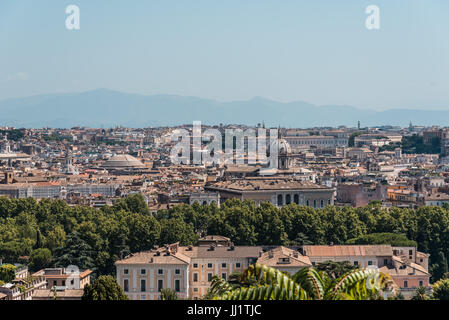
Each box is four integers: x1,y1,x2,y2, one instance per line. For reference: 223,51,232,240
82,275,128,300
0,195,449,282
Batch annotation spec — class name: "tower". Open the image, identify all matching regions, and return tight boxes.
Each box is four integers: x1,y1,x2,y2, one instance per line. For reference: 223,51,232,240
278,139,291,170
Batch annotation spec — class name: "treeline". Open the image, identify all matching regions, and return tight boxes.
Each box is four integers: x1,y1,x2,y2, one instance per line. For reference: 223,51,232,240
1,195,449,281
379,134,441,154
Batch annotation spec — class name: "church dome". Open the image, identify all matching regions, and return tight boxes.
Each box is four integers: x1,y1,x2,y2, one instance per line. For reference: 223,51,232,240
101,154,145,169
270,138,291,155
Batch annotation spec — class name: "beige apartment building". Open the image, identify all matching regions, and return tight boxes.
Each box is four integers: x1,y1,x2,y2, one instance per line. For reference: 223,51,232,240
32,268,92,290
303,244,431,299
115,243,191,300
115,237,431,300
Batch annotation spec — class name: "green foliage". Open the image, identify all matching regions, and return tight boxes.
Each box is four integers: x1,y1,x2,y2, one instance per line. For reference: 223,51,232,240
29,248,52,271
314,261,357,279
411,286,429,300
53,231,96,272
1,195,449,283
211,263,396,300
348,131,366,147
346,232,417,247
0,129,25,141
432,278,449,300
401,135,441,154
0,264,17,282
160,288,179,300
82,275,128,300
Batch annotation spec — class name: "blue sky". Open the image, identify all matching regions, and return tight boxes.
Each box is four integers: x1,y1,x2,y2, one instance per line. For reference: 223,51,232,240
0,0,448,110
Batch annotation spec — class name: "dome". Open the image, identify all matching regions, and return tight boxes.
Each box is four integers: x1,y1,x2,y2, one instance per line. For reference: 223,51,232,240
270,138,291,155
101,154,145,169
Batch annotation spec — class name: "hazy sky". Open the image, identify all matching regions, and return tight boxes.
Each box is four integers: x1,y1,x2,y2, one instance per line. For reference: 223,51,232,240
1,0,448,110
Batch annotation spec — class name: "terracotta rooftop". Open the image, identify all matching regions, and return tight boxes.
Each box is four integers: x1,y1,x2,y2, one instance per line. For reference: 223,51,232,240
208,178,330,192
257,246,312,267
302,245,393,257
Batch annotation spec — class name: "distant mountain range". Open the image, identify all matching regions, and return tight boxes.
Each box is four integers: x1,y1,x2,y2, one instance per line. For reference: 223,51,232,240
0,89,448,128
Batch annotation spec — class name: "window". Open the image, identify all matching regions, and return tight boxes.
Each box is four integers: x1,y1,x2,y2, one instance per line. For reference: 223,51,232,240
419,280,424,287
141,295,146,300
221,273,227,280
294,194,299,204
286,194,291,205
158,269,163,275
175,279,180,292
207,263,213,268
208,273,213,282
277,194,283,206
141,269,146,275
53,280,57,286
221,263,227,268
320,200,324,208
236,263,241,268
124,269,129,275
368,260,373,266
62,280,66,286
193,273,198,282
193,263,198,268
313,200,317,208
420,258,423,263
158,279,163,292
383,259,388,266
354,261,359,266
124,279,129,292
409,250,413,256
175,269,180,275
193,288,198,292
141,279,146,292
404,280,408,288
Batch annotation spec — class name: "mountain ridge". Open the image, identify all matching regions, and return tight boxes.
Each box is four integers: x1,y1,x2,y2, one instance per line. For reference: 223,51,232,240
0,89,448,128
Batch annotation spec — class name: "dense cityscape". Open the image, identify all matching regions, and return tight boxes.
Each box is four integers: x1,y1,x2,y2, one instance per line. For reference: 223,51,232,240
2,1,449,314
1,123,449,300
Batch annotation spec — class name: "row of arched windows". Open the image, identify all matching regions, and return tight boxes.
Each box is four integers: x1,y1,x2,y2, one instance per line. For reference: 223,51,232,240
277,194,331,208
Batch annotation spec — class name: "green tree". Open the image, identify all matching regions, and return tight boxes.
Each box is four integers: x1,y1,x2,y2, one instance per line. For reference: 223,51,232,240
29,248,52,271
53,231,95,271
346,233,417,247
211,263,397,300
431,251,448,282
411,286,429,300
0,240,32,262
314,261,357,279
82,275,128,300
0,264,17,282
432,278,449,300
159,218,198,246
44,226,66,252
160,288,179,300
35,229,43,249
